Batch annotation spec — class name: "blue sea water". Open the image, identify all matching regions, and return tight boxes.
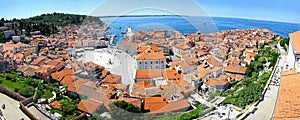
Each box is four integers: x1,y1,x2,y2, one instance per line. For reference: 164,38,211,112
100,16,300,44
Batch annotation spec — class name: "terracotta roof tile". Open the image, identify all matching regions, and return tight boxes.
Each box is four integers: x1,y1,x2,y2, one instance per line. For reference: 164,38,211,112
206,55,222,67
152,99,190,114
273,72,300,119
101,74,121,84
121,98,142,108
289,30,300,54
51,68,74,81
67,79,88,93
135,70,163,79
136,51,164,60
205,78,230,87
77,98,103,114
224,64,247,74
143,97,167,112
49,100,61,109
60,75,74,85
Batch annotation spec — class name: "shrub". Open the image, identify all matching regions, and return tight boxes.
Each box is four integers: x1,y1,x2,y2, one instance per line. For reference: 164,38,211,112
18,86,35,97
14,88,19,93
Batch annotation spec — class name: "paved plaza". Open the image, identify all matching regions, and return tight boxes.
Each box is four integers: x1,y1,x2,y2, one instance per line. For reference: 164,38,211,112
77,48,137,94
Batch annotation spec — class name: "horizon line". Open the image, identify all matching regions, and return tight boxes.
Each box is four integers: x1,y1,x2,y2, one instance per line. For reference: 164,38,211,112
2,12,300,25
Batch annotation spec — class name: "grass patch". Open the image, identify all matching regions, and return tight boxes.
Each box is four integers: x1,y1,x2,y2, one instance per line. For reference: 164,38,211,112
177,103,208,120
42,90,53,99
0,78,26,91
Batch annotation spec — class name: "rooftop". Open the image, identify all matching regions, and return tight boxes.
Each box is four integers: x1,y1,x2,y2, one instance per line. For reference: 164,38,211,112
289,30,300,54
77,98,103,114
135,70,163,79
273,71,300,119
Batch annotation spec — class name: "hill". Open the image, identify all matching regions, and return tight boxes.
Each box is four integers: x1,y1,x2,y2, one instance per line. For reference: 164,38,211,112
0,13,103,41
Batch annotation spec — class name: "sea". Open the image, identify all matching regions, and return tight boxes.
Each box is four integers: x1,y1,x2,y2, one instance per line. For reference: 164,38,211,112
100,16,300,44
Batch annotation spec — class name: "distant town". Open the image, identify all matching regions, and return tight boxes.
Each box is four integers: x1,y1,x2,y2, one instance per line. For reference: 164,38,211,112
0,13,299,120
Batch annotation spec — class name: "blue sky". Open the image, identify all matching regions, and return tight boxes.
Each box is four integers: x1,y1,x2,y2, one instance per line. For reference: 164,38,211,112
0,0,299,23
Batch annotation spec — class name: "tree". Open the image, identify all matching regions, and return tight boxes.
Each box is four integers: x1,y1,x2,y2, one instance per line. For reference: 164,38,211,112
109,101,143,120
59,99,77,113
89,114,111,120
25,77,40,87
18,86,35,97
112,100,141,113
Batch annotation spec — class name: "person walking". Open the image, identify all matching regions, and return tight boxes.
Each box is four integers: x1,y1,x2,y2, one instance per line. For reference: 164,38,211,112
1,104,5,109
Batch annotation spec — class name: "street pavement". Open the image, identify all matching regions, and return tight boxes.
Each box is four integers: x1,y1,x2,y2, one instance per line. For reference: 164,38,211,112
0,93,29,120
27,106,50,120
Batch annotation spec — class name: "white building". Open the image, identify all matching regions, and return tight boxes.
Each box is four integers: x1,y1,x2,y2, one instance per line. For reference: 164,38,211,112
12,36,20,43
287,30,300,72
4,30,15,39
135,69,164,83
136,52,165,70
172,43,190,58
136,46,166,70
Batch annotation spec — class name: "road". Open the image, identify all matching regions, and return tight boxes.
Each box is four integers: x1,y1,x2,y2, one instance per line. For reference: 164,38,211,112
0,93,29,120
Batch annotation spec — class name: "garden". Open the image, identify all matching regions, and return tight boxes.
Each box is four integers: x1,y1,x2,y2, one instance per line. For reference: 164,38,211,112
222,40,279,108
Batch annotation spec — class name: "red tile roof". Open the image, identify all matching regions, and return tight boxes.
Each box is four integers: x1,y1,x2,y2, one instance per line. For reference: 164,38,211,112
30,57,46,65
205,78,230,87
143,97,167,112
289,30,300,54
273,71,300,119
77,98,103,114
152,99,190,114
206,55,222,67
136,51,165,60
60,75,74,85
51,68,74,81
49,100,60,109
67,79,88,93
224,64,247,74
135,70,163,79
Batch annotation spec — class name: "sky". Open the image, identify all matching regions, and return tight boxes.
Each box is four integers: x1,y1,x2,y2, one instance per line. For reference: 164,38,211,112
0,0,299,23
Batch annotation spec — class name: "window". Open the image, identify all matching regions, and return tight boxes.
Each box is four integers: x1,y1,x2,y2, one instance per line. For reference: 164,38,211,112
145,62,147,64
161,61,164,63
139,62,142,64
156,61,158,64
151,61,153,64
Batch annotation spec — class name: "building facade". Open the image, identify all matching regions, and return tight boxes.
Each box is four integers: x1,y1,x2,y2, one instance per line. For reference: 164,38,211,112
287,30,300,72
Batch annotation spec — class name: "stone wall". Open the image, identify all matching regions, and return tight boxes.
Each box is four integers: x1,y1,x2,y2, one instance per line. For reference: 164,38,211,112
0,85,25,101
19,100,39,120
0,85,38,120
